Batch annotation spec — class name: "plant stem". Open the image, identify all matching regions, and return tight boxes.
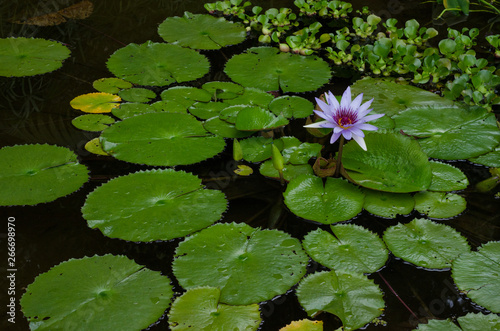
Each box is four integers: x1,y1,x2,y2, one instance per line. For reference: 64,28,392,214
334,135,345,178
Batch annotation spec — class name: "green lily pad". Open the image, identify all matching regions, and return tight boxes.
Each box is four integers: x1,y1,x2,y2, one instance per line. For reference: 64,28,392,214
0,37,70,77
202,81,244,100
268,96,314,119
394,106,500,160
284,175,364,224
0,144,89,206
363,189,414,218
223,87,275,107
235,106,289,131
151,100,188,113
161,86,212,108
219,105,249,124
259,161,313,181
428,161,468,191
158,12,246,50
93,77,132,94
452,241,500,313
302,224,388,273
350,77,456,117
414,312,500,330
413,318,461,330
168,287,261,331
225,47,331,93
383,218,470,269
296,270,384,331
279,138,322,164
118,87,156,103
112,103,158,119
100,112,225,166
82,169,227,242
239,137,282,162
414,191,466,219
106,41,209,86
203,117,255,138
70,92,121,113
342,132,432,193
172,222,308,305
189,102,228,120
20,254,173,331
72,114,115,132
469,146,500,167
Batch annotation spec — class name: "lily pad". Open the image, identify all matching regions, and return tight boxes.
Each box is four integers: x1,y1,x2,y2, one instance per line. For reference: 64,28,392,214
203,117,255,138
428,161,468,191
0,37,70,77
363,189,414,218
82,169,227,242
100,112,226,166
350,77,456,117
302,225,388,273
70,92,121,113
225,47,331,93
280,319,323,331
202,81,244,100
239,137,282,162
383,218,470,269
260,162,313,181
342,132,432,193
268,95,314,119
172,222,308,305
168,287,261,331
161,86,212,108
189,101,228,119
452,241,500,313
393,106,500,160
296,270,384,331
106,41,209,86
158,12,246,50
414,312,500,330
414,191,466,219
469,146,500,167
235,106,289,131
220,105,250,124
223,87,275,107
284,174,364,224
112,102,158,119
85,138,109,156
93,77,132,94
72,114,115,132
20,254,173,331
118,87,156,103
0,144,89,206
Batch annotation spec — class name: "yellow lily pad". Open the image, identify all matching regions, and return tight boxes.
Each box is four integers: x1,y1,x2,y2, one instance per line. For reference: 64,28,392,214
280,319,323,331
70,92,121,113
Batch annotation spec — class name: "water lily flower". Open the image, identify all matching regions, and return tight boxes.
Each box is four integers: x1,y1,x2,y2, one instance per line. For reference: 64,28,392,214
305,86,384,151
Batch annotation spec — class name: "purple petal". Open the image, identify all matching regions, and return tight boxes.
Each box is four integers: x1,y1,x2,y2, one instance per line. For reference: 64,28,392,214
313,109,331,121
326,91,340,109
340,87,351,109
356,99,374,118
349,127,365,137
350,93,363,110
357,123,379,131
315,97,333,117
342,130,352,140
352,134,367,151
333,126,344,134
330,131,342,144
360,113,384,122
319,122,336,128
304,120,330,128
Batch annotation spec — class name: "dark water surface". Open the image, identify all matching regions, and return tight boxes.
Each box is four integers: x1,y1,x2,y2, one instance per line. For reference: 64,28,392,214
1,0,499,330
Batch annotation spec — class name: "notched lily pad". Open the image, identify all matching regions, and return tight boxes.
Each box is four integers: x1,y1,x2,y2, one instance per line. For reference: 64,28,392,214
118,87,156,103
72,114,115,132
363,189,414,218
268,95,314,119
0,144,89,206
469,146,500,167
93,77,132,94
161,86,212,108
280,319,323,331
70,92,121,113
158,12,246,50
202,81,244,100
85,137,109,156
235,106,289,131
429,161,468,191
82,169,227,242
414,312,500,330
414,191,466,219
204,117,255,138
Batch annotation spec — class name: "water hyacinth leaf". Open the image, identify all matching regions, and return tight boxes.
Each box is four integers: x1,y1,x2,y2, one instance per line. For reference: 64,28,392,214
363,189,414,218
296,270,384,331
82,169,227,242
342,132,432,193
118,87,156,103
223,87,275,107
225,47,331,93
0,37,70,77
173,222,308,305
168,287,261,331
85,137,109,156
93,77,132,94
239,136,283,162
452,241,500,313
72,114,115,132
235,106,289,131
383,218,470,269
414,191,466,219
203,117,255,138
202,81,244,100
106,42,209,86
20,255,173,330
428,161,468,191
189,102,228,120
268,96,314,119
100,113,225,166
259,161,313,181
0,144,89,206
469,146,500,167
284,175,364,224
350,77,455,117
158,12,246,50
280,319,323,331
302,225,388,273
161,86,212,108
112,103,158,119
70,92,121,113
394,106,500,160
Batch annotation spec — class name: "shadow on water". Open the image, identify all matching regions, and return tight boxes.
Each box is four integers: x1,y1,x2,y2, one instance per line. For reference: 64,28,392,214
1,0,499,330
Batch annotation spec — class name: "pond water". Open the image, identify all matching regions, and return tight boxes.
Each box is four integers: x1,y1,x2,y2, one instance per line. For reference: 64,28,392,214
1,0,499,330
